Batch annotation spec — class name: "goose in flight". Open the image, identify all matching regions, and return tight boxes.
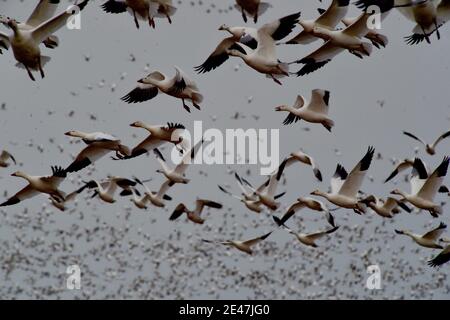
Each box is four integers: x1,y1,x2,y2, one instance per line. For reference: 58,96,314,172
82,177,141,204
341,16,389,48
0,150,16,168
273,216,339,248
202,231,272,255
275,89,334,132
403,130,450,155
195,12,300,76
384,158,415,183
293,10,389,76
153,139,203,186
0,166,67,207
428,244,450,267
242,159,288,210
283,150,323,181
285,0,350,45
50,183,91,212
150,0,177,26
132,178,173,208
234,0,272,23
218,185,263,213
395,222,447,249
311,147,376,214
391,157,450,217
169,199,223,224
0,0,62,51
122,67,203,113
113,122,185,160
275,197,337,227
360,196,412,218
0,0,89,81
65,131,130,173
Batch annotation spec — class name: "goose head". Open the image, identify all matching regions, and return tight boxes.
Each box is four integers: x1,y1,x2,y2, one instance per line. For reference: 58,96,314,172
298,20,312,32
310,189,326,197
11,171,26,178
218,24,229,31
5,18,18,32
65,130,85,138
130,121,145,128
390,189,404,197
275,105,289,112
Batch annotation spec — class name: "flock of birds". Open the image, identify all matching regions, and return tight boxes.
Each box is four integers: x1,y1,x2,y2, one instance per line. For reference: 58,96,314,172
0,0,450,299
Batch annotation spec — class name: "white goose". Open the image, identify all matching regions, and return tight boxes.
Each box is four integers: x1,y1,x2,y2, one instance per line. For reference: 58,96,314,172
285,0,350,45
195,12,300,74
403,130,450,155
293,10,389,76
428,244,450,267
273,216,339,248
276,197,337,227
0,166,67,206
284,149,323,181
50,183,90,212
395,222,447,249
311,147,375,213
341,16,389,48
169,199,223,224
65,131,130,173
82,177,140,204
361,196,412,218
0,150,16,168
153,139,203,186
202,231,272,255
114,122,185,160
391,157,450,217
234,0,272,23
122,67,203,113
133,178,173,208
101,0,155,29
218,185,263,213
275,89,334,132
0,1,89,81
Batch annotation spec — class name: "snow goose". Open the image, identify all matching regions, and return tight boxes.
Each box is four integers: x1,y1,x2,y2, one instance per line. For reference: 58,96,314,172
101,0,155,29
50,184,90,212
403,130,450,155
65,135,130,173
0,1,89,80
285,0,350,45
133,178,173,208
360,196,412,218
114,122,185,160
0,166,67,206
428,245,450,267
341,16,389,48
122,67,203,113
292,10,389,76
311,147,375,213
391,157,450,217
275,89,334,132
195,12,300,74
395,222,447,249
384,158,415,182
235,0,272,23
82,177,140,204
65,130,122,145
150,0,177,25
218,185,263,213
283,150,323,181
202,232,272,255
273,216,339,248
275,197,337,227
169,199,223,224
0,150,16,168
153,139,203,186
241,159,288,210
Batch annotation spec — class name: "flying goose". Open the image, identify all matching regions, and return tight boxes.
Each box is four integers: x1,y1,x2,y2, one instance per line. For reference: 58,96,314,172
234,0,272,23
153,139,203,186
133,178,173,208
391,157,450,217
242,159,288,210
275,197,337,227
395,222,447,249
150,0,177,25
292,10,389,76
169,199,223,224
218,185,263,213
0,150,16,168
82,177,140,203
0,166,67,206
360,196,412,218
202,232,272,255
273,216,339,248
101,0,155,29
275,89,334,132
0,0,89,80
283,150,323,181
195,12,300,74
0,0,61,51
403,130,450,155
384,158,415,183
285,0,350,45
65,133,130,173
122,67,203,113
114,122,185,160
50,183,91,212
428,245,450,267
341,16,389,48
311,147,375,214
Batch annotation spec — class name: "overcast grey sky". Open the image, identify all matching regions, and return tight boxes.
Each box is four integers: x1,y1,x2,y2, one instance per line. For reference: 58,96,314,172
0,0,449,299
